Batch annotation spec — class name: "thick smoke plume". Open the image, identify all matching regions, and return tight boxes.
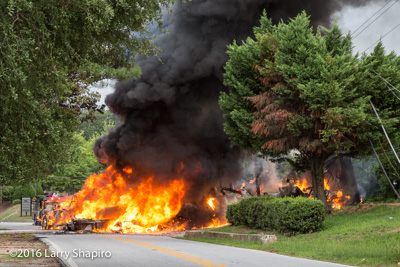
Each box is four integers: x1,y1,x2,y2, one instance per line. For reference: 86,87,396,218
98,0,372,203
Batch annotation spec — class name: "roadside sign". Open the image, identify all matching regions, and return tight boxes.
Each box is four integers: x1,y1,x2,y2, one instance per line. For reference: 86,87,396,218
21,197,32,216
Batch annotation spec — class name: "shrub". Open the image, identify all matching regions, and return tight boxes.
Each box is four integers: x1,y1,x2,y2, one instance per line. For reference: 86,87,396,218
1,186,14,201
226,196,276,226
226,196,325,234
226,202,241,225
12,184,36,201
12,199,21,205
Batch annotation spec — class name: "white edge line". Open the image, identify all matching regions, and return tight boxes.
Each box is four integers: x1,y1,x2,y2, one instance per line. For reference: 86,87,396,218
1,211,18,221
38,236,79,267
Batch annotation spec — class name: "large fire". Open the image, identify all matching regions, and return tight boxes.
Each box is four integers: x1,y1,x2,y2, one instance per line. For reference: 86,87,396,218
56,165,189,233
50,163,351,233
54,164,227,233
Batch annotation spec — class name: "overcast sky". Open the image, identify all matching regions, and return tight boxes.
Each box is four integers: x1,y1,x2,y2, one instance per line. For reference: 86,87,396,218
335,0,400,55
94,1,400,106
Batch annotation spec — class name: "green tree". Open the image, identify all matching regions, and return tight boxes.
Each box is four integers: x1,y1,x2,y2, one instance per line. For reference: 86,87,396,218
41,177,86,195
78,110,120,140
43,120,115,194
0,0,172,185
51,130,110,178
12,183,36,200
220,12,400,211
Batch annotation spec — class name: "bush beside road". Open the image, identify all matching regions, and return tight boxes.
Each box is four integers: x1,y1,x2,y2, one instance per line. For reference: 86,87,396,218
227,196,325,234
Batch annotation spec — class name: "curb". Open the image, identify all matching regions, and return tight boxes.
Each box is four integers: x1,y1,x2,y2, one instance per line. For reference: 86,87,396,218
38,236,78,267
184,230,277,244
0,230,58,234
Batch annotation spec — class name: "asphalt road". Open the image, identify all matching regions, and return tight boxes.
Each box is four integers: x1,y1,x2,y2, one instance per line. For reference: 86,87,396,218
0,221,40,230
32,233,351,267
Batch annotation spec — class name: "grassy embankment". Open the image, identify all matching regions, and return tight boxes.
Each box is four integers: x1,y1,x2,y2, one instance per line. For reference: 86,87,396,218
182,204,400,267
0,204,33,222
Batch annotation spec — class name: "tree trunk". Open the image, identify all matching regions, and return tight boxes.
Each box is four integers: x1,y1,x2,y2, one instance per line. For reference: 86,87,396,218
254,157,262,197
256,177,261,197
338,157,361,204
310,158,330,213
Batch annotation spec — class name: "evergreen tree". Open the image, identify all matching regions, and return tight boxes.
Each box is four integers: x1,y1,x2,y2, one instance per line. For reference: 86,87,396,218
220,12,400,211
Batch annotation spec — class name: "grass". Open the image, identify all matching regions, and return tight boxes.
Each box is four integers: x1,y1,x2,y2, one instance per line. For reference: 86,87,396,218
183,204,400,267
0,204,34,222
0,233,34,238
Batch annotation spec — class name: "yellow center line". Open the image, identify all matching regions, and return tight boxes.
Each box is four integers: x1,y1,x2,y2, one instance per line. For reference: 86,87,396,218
97,234,227,267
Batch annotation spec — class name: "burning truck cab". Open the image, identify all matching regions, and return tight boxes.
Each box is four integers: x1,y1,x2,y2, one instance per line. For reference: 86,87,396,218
34,195,108,232
33,197,63,229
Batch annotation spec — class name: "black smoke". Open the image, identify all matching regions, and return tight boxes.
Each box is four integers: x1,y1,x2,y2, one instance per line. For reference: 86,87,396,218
99,0,373,202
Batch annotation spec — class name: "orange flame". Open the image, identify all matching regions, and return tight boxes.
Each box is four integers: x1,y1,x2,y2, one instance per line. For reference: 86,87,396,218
57,165,186,233
207,197,216,211
323,179,351,210
294,178,311,192
277,177,352,210
249,178,256,184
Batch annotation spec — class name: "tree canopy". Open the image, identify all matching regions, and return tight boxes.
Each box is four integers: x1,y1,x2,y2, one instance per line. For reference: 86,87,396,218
78,110,121,141
220,11,400,211
0,0,172,185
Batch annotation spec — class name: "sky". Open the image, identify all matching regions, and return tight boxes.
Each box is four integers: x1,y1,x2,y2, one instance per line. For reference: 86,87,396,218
90,79,116,106
93,1,400,106
334,0,400,55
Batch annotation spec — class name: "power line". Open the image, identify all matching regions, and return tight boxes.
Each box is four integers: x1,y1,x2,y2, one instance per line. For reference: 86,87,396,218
353,0,398,39
371,70,400,101
363,23,400,53
385,83,400,101
369,100,400,165
378,137,400,180
372,70,400,95
369,138,400,199
352,0,395,37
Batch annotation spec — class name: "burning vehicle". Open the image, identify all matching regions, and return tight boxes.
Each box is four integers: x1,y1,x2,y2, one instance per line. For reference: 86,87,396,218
33,196,62,229
34,195,109,232
44,165,230,233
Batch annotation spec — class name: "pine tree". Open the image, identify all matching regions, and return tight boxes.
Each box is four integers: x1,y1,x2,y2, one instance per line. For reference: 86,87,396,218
220,12,400,212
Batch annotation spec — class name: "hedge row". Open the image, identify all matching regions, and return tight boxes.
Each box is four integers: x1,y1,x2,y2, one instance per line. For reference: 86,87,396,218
226,196,325,234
